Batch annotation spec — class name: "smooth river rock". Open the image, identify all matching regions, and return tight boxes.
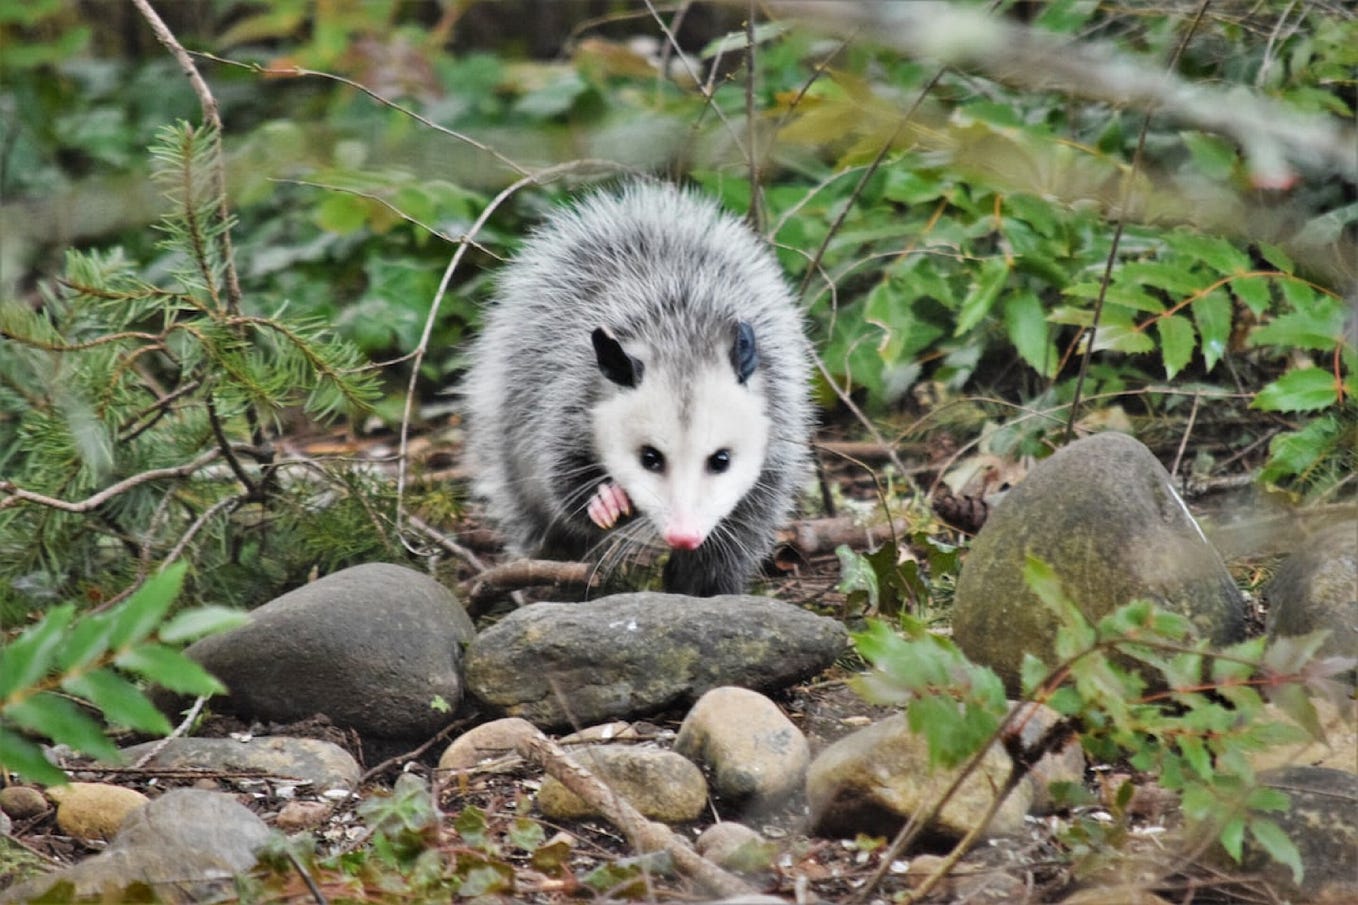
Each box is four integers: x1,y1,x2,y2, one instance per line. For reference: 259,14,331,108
465,593,846,729
1264,522,1357,685
119,735,361,791
952,432,1245,693
177,563,475,739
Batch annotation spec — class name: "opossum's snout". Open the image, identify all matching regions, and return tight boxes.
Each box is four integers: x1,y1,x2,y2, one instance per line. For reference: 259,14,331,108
662,516,706,550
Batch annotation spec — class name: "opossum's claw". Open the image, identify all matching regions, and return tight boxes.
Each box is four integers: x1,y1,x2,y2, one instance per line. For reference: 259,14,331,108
587,481,632,529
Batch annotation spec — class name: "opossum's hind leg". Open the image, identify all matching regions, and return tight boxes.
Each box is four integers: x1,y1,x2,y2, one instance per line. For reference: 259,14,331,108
662,544,751,597
587,480,632,529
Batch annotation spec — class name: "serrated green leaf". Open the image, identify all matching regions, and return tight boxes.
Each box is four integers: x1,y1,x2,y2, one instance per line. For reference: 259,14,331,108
115,644,225,697
1252,368,1339,412
158,606,249,644
108,563,188,651
1248,817,1304,885
62,669,171,735
1020,653,1050,696
0,604,77,701
955,258,1008,335
1263,682,1324,741
1165,232,1251,275
1231,275,1272,315
0,726,68,785
1248,296,1346,350
1157,314,1195,378
55,612,115,675
1219,816,1246,862
1091,322,1158,354
1257,242,1294,274
1191,289,1232,371
5,692,121,762
1180,735,1212,779
1004,289,1055,377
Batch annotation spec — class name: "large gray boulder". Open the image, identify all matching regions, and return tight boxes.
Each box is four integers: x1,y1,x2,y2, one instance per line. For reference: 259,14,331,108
1264,522,1357,685
952,432,1245,693
464,593,846,729
180,563,475,739
2,789,270,904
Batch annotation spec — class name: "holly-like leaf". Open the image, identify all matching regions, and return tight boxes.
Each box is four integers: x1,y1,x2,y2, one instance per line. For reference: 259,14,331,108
1248,817,1304,885
62,668,171,736
1252,368,1338,412
108,562,187,650
1191,288,1232,371
1157,314,1196,378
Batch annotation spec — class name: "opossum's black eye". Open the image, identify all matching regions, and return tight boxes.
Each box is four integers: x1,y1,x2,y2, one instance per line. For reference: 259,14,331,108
639,445,665,473
707,449,731,474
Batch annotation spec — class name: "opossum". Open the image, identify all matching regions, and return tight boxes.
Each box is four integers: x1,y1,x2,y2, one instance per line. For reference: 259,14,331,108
462,182,813,596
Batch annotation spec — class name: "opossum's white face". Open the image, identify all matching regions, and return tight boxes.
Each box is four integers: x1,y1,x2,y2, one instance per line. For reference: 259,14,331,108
591,329,770,551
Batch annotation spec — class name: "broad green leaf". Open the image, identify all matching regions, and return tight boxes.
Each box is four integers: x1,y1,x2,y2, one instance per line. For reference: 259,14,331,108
1248,296,1346,350
0,727,68,785
1248,817,1304,885
1252,368,1338,412
158,606,250,644
1181,131,1238,180
1020,653,1050,696
954,257,1009,335
115,644,225,697
1165,232,1251,275
1191,289,1232,371
1179,735,1212,779
1091,322,1157,355
1219,816,1246,862
0,604,76,700
835,546,879,612
1231,275,1272,315
108,562,188,650
62,669,171,735
1119,261,1201,295
1004,290,1056,377
55,612,114,673
314,193,369,235
1258,242,1295,274
1259,415,1341,485
5,691,121,762
1156,314,1195,378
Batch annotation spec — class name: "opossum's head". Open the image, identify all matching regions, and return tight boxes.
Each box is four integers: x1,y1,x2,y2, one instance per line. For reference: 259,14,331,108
590,322,770,551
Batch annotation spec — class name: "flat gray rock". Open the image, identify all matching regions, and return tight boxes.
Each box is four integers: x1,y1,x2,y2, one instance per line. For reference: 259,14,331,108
2,789,270,904
120,736,361,791
464,593,846,729
953,432,1245,693
178,563,475,739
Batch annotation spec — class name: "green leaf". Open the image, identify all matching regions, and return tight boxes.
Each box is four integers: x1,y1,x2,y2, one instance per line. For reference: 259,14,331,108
1191,289,1232,371
314,193,369,234
1252,368,1338,412
158,606,249,644
108,563,188,650
0,726,68,785
1181,131,1239,180
0,604,76,700
1156,314,1195,378
955,258,1009,335
1219,815,1246,862
62,669,171,735
1004,290,1055,377
1248,817,1304,885
55,612,114,673
5,692,121,762
1165,232,1251,275
1248,296,1346,350
1231,275,1272,315
115,644,225,697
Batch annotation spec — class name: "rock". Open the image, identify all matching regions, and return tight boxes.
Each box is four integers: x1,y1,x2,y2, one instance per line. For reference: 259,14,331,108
805,713,1031,840
48,782,150,841
465,593,846,729
1247,697,1357,774
0,785,48,820
1230,766,1358,902
177,563,475,739
695,822,775,872
3,789,270,904
119,736,362,792
275,800,332,832
438,717,541,772
1059,888,1173,905
1007,701,1086,815
675,686,810,811
952,432,1245,693
536,744,708,824
1264,523,1357,685
904,854,1027,902
560,721,641,744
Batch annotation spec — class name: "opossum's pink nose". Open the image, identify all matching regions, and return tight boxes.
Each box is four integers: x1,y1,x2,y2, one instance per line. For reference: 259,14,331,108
664,527,704,550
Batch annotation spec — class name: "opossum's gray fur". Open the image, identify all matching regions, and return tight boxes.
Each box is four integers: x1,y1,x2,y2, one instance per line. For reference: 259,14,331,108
462,181,813,596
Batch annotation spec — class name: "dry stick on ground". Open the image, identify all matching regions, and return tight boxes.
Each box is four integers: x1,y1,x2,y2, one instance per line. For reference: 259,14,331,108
462,560,598,609
516,733,758,899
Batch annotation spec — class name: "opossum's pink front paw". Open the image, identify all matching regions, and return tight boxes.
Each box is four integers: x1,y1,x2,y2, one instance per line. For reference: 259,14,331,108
587,481,632,529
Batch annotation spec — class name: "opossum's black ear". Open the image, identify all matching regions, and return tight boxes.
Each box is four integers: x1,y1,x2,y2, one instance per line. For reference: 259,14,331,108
593,327,644,388
730,321,759,384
